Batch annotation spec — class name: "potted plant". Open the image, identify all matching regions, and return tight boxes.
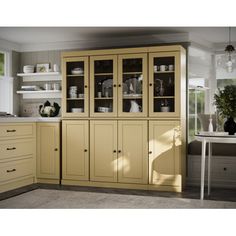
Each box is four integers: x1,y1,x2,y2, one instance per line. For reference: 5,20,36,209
214,85,236,135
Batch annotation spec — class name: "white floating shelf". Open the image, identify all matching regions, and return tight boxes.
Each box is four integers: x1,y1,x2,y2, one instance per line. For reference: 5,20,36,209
16,90,62,99
17,72,61,82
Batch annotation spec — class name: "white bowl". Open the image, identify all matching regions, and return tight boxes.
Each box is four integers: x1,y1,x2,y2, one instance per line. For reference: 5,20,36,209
71,108,84,113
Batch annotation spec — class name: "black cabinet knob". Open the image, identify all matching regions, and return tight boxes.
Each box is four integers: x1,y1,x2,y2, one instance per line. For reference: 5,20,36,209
54,148,58,151
118,150,121,153
118,84,121,87
113,150,117,153
113,84,117,87
84,149,88,152
84,85,88,88
149,151,152,154
149,83,152,86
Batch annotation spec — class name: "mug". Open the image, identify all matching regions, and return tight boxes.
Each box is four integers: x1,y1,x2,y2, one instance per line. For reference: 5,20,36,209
168,64,174,71
160,65,168,72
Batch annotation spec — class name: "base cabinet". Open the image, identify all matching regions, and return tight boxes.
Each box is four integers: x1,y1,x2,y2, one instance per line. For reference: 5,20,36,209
62,120,89,181
90,120,117,182
90,120,148,184
149,121,182,187
36,123,60,183
118,120,148,184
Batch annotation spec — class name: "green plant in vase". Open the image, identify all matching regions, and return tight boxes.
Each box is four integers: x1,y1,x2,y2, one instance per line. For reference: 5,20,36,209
214,85,236,135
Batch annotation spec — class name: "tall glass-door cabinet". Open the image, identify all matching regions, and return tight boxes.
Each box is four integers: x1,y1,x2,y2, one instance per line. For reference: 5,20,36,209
149,52,180,117
62,57,89,117
118,53,147,117
90,55,118,117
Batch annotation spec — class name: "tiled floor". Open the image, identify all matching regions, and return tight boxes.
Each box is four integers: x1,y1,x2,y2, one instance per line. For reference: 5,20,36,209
0,184,235,208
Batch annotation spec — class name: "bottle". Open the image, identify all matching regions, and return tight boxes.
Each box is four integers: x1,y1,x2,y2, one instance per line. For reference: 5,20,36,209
208,118,213,132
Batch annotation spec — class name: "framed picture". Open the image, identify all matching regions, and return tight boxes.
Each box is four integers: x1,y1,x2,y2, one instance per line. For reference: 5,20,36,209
36,63,50,73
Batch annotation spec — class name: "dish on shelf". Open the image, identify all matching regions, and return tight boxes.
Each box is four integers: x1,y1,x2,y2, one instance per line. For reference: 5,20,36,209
21,85,42,91
123,94,142,97
71,108,84,113
23,65,34,73
71,68,84,75
97,107,112,112
102,79,113,97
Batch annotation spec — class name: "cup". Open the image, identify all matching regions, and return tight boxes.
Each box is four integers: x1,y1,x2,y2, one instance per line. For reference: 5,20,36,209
44,83,51,90
53,64,59,72
52,83,60,90
97,92,102,98
168,64,174,71
160,65,168,72
154,65,158,72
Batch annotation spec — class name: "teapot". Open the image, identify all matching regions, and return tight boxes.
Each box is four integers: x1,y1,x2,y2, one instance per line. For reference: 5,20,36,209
130,100,141,112
39,100,60,117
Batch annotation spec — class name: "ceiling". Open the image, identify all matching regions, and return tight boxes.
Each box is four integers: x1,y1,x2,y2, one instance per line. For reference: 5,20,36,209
1,27,236,52
0,27,235,44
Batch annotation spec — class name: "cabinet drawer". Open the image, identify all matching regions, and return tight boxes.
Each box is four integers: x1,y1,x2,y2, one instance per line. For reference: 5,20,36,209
0,139,34,160
0,158,33,183
0,124,34,138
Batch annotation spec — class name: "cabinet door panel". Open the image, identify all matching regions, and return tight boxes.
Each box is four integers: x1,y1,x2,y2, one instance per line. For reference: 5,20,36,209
149,52,180,117
62,121,89,180
62,56,89,117
118,120,148,184
90,55,118,117
149,121,181,186
37,123,60,179
90,120,117,182
118,53,148,117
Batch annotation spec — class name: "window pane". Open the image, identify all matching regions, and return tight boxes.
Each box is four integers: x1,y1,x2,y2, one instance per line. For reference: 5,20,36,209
0,53,4,76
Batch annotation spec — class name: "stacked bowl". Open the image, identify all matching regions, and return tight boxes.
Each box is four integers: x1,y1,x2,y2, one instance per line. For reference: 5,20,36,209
23,65,34,73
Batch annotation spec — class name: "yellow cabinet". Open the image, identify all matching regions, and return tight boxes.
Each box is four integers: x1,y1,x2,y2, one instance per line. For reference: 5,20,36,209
62,120,89,181
148,51,181,117
90,120,117,182
118,120,148,184
36,123,60,182
90,55,118,117
62,56,89,117
118,53,148,117
149,120,182,187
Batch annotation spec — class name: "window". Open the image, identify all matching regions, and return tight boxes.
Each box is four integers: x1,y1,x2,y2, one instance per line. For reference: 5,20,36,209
0,51,5,76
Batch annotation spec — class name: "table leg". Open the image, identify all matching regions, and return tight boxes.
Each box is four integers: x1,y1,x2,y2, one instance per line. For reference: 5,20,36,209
200,140,206,200
208,142,212,196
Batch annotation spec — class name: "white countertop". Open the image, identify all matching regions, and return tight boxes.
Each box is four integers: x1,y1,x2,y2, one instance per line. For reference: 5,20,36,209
0,117,61,123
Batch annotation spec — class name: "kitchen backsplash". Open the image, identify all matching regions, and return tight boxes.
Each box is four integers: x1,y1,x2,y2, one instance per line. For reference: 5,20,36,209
21,99,61,117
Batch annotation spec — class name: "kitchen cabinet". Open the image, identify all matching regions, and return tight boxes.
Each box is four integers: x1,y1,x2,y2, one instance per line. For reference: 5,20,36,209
90,55,118,117
118,120,148,184
62,120,89,181
149,120,182,187
90,120,148,184
62,57,89,117
148,51,180,117
61,45,186,192
0,123,36,193
118,53,148,117
36,122,60,183
90,120,117,182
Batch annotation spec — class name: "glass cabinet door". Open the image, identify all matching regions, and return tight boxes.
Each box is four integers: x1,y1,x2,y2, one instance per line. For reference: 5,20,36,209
118,53,147,117
90,55,117,117
62,57,89,117
149,52,180,117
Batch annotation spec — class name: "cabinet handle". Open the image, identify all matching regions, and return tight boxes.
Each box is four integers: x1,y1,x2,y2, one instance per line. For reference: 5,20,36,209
113,84,117,87
7,129,16,132
149,83,152,86
54,148,58,151
113,150,117,153
7,168,16,173
84,149,88,152
118,150,121,153
6,147,16,151
149,151,152,154
84,85,88,88
118,84,121,87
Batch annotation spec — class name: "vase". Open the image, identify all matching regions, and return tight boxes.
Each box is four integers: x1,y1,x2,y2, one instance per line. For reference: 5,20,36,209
224,117,236,135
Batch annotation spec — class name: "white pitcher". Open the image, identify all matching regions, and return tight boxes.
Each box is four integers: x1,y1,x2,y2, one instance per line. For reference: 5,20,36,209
130,100,140,112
